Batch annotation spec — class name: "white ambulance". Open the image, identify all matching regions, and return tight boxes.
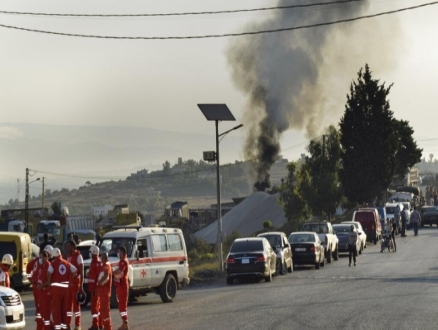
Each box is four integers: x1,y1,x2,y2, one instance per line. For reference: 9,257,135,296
83,225,190,307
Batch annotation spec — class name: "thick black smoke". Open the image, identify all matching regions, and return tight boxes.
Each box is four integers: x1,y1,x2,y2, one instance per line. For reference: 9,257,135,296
227,0,378,182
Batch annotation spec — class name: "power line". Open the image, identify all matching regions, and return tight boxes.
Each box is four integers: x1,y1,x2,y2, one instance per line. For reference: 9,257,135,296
0,1,437,40
0,0,363,18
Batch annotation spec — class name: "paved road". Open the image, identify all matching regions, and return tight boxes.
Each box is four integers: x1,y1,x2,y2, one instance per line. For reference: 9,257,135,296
21,227,438,330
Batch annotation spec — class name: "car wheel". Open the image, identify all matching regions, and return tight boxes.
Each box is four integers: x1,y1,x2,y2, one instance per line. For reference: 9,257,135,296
373,237,377,245
275,259,281,276
159,273,177,303
281,260,287,275
430,224,432,227
265,269,272,282
359,243,363,255
320,255,325,268
226,277,233,285
315,259,320,269
287,260,293,273
333,245,339,261
421,223,424,228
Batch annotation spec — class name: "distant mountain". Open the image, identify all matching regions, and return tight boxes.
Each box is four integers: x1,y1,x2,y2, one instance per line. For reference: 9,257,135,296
0,122,244,203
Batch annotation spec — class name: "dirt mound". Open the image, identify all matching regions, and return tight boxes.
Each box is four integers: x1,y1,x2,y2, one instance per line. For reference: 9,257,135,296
194,192,287,243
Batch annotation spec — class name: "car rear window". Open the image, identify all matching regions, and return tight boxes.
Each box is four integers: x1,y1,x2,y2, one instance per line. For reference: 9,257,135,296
230,240,263,252
289,234,316,243
333,225,351,233
0,242,17,259
355,212,375,223
302,223,328,233
385,207,396,214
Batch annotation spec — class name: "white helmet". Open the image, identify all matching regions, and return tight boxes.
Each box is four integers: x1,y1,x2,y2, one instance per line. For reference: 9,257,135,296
44,245,53,256
52,248,61,258
2,254,13,265
89,245,100,256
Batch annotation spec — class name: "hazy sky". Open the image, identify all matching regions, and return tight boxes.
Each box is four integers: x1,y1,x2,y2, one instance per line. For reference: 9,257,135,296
1,0,438,169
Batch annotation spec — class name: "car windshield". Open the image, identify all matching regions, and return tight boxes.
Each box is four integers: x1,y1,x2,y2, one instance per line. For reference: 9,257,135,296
259,235,282,248
302,223,328,233
385,207,396,214
99,238,136,258
289,234,316,243
230,240,263,253
333,225,352,233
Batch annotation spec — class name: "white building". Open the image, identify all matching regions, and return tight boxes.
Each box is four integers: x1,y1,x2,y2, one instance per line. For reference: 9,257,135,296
91,204,113,217
270,158,289,186
145,188,161,198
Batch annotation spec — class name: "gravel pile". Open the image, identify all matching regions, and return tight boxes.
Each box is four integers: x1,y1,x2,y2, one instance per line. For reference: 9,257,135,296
194,191,287,243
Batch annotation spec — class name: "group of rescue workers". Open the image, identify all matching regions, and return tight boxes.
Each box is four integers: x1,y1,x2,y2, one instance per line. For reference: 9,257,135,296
0,240,130,330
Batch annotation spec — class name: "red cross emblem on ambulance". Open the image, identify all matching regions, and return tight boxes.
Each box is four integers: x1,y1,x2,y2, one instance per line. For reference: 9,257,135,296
140,268,146,280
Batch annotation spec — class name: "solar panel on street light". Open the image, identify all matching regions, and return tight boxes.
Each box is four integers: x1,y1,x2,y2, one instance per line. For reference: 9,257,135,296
198,104,236,121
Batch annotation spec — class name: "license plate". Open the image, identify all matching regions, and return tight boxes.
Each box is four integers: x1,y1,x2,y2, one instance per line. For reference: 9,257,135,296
295,248,306,252
13,311,19,321
242,258,249,264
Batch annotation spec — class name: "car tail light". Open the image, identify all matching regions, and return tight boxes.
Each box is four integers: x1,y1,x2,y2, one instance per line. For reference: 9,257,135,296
227,256,235,264
255,255,266,263
310,245,317,253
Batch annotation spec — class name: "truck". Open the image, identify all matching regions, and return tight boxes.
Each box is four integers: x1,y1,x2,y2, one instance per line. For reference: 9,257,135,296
116,213,141,226
302,221,339,263
37,220,62,246
64,216,97,242
0,219,26,233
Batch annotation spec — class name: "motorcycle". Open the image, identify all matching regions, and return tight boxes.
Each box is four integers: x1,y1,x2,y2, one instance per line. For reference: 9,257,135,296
380,230,394,253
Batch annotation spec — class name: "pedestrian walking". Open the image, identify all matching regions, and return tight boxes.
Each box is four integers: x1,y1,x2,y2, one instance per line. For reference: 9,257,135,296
37,251,53,330
394,205,401,233
114,247,129,330
410,206,421,236
391,219,397,252
0,254,13,287
51,248,78,330
97,252,112,330
88,245,102,330
26,254,43,328
347,225,358,267
66,240,85,330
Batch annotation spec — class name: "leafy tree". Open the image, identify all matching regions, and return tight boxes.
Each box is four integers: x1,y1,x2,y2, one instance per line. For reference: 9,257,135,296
51,201,63,216
302,126,343,219
263,220,272,231
339,65,398,204
393,119,422,180
162,161,171,175
279,162,311,230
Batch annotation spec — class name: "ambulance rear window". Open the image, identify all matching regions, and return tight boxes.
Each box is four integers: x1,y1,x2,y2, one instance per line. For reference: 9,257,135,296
168,234,183,251
0,242,17,259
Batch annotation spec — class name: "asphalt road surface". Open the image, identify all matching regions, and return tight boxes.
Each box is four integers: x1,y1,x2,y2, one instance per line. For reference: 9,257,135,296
21,227,438,330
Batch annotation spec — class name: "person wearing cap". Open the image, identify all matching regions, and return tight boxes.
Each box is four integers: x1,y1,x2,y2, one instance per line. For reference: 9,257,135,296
26,254,43,328
88,245,102,330
114,246,129,330
51,248,78,330
97,252,112,330
37,250,53,330
0,254,13,287
66,240,85,330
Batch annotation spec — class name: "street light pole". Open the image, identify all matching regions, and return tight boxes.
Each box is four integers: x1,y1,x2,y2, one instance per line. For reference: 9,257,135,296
215,119,223,272
25,168,29,231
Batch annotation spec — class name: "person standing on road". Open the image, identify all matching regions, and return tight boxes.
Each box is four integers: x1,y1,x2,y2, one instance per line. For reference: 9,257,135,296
0,254,13,287
114,246,129,330
394,205,401,233
410,206,421,236
391,219,397,252
401,206,407,237
88,245,102,330
26,254,42,328
37,251,53,330
347,225,358,267
40,232,57,252
97,252,112,330
51,248,78,330
66,240,85,330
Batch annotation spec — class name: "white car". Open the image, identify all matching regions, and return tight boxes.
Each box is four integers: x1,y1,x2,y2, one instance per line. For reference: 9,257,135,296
342,221,367,250
0,286,25,330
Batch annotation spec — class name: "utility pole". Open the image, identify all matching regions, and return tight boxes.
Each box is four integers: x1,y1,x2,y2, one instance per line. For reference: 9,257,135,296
25,168,29,231
42,177,45,210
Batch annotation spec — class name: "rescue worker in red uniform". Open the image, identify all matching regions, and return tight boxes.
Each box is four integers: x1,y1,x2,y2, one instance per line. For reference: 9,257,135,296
0,254,13,287
37,251,53,330
113,246,129,330
51,248,78,330
97,252,112,330
26,254,42,328
66,240,85,330
87,245,101,330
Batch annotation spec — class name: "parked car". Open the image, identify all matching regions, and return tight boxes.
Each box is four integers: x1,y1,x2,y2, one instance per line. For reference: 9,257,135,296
353,208,382,244
420,206,438,227
341,221,367,250
288,232,325,270
301,221,339,263
333,224,363,255
0,286,26,329
376,207,387,229
257,232,292,275
225,238,277,284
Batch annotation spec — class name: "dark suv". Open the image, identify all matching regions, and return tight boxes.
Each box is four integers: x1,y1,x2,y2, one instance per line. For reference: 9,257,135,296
225,238,276,284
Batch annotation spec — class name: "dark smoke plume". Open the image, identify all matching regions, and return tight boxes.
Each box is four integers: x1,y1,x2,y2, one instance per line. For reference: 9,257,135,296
227,0,401,182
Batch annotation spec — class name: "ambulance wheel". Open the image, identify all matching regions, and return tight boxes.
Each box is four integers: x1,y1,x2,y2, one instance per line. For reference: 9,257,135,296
160,273,177,303
110,286,119,308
